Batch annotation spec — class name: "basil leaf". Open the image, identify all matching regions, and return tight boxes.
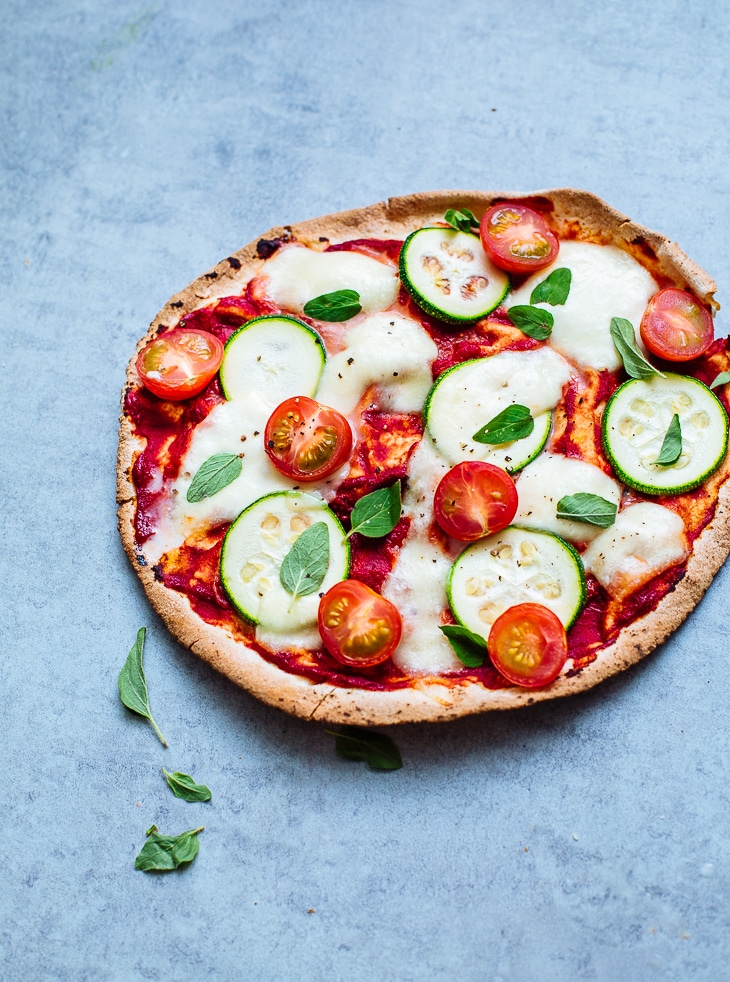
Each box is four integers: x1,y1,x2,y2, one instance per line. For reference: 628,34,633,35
347,482,401,539
134,825,204,872
656,414,682,466
473,405,534,445
187,452,242,503
444,207,479,233
438,624,488,668
507,305,554,340
556,492,617,528
118,628,167,747
710,371,730,390
529,267,571,306
610,317,664,380
162,769,211,803
303,289,362,322
325,727,403,771
279,521,330,606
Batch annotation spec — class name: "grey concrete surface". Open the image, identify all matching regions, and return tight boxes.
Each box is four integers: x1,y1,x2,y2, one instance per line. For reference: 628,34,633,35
3,1,730,979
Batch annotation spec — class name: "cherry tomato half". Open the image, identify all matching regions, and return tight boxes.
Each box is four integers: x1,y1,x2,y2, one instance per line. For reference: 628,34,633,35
264,396,353,482
480,202,559,275
639,288,714,362
434,461,518,542
318,580,403,668
136,328,224,401
488,603,568,688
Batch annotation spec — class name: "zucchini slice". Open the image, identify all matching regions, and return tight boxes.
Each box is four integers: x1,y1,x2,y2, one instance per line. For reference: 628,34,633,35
220,491,349,631
220,315,326,408
448,526,586,636
399,228,509,324
602,374,728,495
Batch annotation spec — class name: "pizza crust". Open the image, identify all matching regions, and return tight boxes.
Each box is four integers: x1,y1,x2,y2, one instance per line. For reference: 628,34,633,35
117,188,729,724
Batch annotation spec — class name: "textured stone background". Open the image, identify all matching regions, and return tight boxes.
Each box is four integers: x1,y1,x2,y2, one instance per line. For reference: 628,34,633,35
3,2,730,979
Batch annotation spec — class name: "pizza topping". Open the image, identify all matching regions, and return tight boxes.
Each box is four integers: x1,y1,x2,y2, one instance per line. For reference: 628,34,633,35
433,462,518,541
655,414,682,466
610,316,664,381
529,267,572,306
506,304,554,340
555,493,618,529
640,288,714,362
264,396,353,482
136,328,224,401
347,482,402,539
443,207,480,233
187,452,243,502
279,521,330,608
438,623,489,667
473,404,534,445
488,603,568,687
480,203,559,275
399,227,509,323
302,289,362,322
318,580,402,668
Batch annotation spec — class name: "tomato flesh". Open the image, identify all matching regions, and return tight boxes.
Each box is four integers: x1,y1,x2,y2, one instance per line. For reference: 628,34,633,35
480,203,559,275
136,328,224,401
639,288,714,362
264,396,353,482
318,580,402,668
434,461,518,542
488,603,567,687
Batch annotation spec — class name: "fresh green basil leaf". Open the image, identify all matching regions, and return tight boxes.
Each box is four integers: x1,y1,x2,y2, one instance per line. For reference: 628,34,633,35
556,493,618,528
473,405,534,445
438,624,488,668
118,628,167,747
347,482,402,539
279,521,330,606
507,305,554,340
610,317,664,380
162,769,212,802
187,452,242,503
303,289,362,322
444,207,479,233
656,413,682,466
710,371,730,390
529,267,572,306
325,726,403,771
134,825,204,872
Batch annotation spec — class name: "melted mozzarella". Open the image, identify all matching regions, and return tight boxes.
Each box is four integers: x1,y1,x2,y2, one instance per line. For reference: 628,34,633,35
509,241,657,371
262,245,399,315
514,453,622,543
582,502,687,597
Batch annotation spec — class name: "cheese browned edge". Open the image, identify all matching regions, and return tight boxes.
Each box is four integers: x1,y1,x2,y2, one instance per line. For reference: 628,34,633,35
117,188,730,725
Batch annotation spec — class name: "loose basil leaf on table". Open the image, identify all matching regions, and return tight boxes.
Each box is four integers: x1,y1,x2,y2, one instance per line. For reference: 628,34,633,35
303,289,362,322
610,317,664,380
325,726,403,771
347,482,402,539
118,627,167,747
656,413,683,466
439,624,488,668
444,207,479,233
473,405,534,445
279,521,330,607
710,371,730,390
507,305,554,340
134,825,204,872
529,267,572,306
162,769,212,802
556,493,618,528
187,452,243,503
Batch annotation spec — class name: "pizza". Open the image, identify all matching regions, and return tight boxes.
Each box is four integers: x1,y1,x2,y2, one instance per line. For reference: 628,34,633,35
117,189,730,725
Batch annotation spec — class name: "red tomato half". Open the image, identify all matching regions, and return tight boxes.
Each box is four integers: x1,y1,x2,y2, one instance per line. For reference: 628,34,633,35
488,603,567,688
480,202,559,275
318,580,403,668
264,396,353,481
639,288,714,362
136,328,224,400
434,461,518,542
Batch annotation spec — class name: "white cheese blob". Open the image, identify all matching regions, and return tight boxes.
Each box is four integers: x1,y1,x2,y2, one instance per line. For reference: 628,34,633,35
582,502,687,597
262,245,399,315
514,453,622,543
509,241,658,371
315,312,439,414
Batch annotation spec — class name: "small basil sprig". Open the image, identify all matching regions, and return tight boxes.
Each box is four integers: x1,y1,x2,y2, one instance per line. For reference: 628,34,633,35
507,305,554,340
347,482,401,539
656,414,682,466
439,624,488,668
325,726,402,771
444,207,479,233
279,521,330,608
710,371,730,389
556,493,617,528
187,452,243,503
530,267,571,306
162,769,212,802
118,628,167,747
473,405,534,445
610,317,664,380
303,289,362,322
134,825,204,872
